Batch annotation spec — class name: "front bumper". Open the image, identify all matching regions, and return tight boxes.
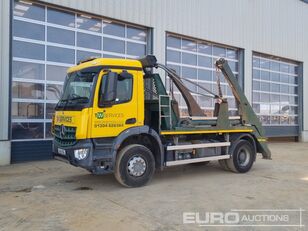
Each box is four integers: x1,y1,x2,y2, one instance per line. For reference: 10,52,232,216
52,139,114,174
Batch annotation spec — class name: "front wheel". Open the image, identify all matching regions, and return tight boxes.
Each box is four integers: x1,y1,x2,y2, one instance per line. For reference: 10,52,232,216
226,139,256,173
115,144,155,187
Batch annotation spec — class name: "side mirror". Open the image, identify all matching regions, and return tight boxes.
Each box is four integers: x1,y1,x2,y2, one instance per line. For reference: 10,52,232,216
101,71,117,105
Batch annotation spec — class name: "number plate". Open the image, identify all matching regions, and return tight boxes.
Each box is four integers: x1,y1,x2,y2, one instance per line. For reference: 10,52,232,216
58,148,66,155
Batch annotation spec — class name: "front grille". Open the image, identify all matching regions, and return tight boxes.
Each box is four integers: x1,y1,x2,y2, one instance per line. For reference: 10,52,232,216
54,125,77,147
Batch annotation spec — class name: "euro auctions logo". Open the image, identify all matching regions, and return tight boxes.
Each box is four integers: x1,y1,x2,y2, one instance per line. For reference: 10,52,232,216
183,209,305,228
183,212,240,225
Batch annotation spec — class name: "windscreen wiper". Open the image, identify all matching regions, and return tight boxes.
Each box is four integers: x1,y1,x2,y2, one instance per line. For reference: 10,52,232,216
68,96,89,102
55,99,69,110
56,96,89,110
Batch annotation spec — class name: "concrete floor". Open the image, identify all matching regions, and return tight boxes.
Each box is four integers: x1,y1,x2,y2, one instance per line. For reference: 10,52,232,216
0,142,307,231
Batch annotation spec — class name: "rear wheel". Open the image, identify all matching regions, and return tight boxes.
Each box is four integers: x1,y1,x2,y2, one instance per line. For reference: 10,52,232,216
226,139,255,173
115,144,155,187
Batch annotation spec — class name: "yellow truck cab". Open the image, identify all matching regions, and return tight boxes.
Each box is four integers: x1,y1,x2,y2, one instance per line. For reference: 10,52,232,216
52,55,271,187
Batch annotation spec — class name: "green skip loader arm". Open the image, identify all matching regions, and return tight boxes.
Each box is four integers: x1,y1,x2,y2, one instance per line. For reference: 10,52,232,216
215,58,271,159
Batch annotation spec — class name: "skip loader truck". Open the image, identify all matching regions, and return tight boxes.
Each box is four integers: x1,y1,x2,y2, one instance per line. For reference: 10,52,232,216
52,55,271,187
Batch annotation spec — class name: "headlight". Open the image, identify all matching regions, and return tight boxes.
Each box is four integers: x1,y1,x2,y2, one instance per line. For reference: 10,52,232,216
74,148,89,160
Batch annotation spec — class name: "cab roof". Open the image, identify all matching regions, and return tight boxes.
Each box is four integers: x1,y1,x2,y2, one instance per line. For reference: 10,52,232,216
67,57,143,73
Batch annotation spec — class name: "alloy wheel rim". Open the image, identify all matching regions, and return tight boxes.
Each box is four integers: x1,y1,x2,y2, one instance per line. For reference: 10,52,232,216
127,155,147,177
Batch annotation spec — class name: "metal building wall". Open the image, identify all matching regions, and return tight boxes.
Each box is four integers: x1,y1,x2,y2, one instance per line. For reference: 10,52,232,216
2,0,308,165
0,0,11,165
39,0,308,140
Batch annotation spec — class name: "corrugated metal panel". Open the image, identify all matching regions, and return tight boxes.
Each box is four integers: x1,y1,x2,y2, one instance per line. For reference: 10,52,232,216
0,0,10,141
38,0,308,61
11,141,53,163
264,126,299,137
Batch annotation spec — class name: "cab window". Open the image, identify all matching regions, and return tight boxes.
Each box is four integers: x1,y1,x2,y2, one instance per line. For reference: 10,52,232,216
115,75,133,103
99,71,133,106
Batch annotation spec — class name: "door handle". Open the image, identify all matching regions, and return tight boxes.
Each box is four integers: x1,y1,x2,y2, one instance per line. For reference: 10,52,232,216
125,118,136,124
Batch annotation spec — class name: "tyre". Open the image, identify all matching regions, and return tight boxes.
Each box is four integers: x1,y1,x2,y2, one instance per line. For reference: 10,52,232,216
226,139,256,173
115,144,155,187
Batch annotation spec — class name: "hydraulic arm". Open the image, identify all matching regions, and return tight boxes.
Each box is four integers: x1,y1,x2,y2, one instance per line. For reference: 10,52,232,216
215,58,271,159
140,55,220,117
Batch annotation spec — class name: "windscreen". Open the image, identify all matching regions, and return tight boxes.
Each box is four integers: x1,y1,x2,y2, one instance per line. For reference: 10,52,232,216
61,72,94,101
56,69,99,110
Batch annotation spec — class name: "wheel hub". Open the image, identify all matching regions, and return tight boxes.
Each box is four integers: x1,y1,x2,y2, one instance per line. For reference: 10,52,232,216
238,148,250,167
127,156,147,177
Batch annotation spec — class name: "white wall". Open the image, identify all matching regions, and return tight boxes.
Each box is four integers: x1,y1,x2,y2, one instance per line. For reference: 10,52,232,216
0,0,11,165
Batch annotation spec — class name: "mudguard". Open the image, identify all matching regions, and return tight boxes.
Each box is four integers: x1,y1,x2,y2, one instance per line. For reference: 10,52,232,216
111,126,164,169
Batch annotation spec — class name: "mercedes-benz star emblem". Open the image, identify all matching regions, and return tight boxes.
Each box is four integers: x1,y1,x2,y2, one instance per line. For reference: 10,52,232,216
60,125,66,138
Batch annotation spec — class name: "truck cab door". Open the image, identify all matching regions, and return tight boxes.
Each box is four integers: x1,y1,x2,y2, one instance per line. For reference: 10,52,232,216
90,69,144,138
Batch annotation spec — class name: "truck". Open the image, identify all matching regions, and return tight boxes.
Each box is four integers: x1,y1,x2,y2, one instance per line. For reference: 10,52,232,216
52,55,271,187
